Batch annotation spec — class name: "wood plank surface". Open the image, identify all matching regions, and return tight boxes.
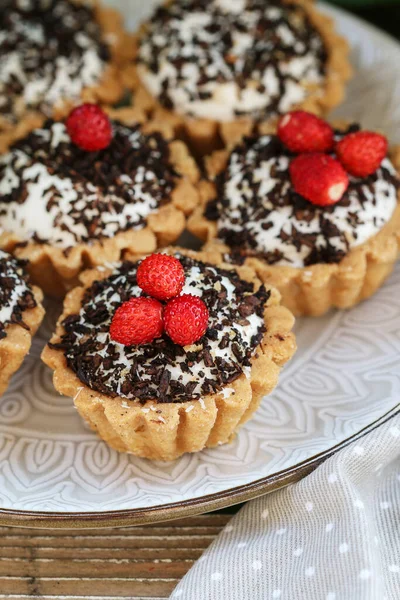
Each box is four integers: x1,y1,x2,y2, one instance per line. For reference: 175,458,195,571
0,513,232,599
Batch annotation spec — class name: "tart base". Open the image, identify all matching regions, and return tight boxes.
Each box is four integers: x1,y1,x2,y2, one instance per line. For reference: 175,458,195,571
122,0,352,157
0,114,200,298
188,141,400,317
188,150,400,317
0,286,45,396
41,250,296,461
0,0,135,154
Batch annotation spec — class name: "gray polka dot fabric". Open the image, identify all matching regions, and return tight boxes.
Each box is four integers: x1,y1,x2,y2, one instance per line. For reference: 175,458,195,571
170,414,400,600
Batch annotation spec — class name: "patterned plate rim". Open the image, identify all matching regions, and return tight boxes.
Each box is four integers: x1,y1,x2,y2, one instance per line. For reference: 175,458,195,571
1,5,399,528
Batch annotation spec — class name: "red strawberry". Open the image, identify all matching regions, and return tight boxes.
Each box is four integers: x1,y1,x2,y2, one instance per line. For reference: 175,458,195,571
110,297,163,346
336,131,388,177
66,104,112,152
164,294,209,346
278,111,334,154
137,254,185,301
290,153,349,207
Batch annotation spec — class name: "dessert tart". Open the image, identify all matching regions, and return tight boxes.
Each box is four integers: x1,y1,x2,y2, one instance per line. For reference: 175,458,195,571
188,113,400,316
0,250,44,396
42,250,296,461
0,105,200,298
0,0,134,152
123,0,351,156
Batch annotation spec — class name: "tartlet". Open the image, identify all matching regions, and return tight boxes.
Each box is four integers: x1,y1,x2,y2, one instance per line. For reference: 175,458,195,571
0,250,44,396
0,0,133,152
188,124,400,316
123,0,351,156
42,249,296,461
0,110,200,297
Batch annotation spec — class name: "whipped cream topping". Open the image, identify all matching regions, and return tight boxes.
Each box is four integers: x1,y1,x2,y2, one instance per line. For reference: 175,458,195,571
205,127,399,267
0,0,109,125
0,120,178,249
0,250,36,339
137,0,326,122
53,255,268,403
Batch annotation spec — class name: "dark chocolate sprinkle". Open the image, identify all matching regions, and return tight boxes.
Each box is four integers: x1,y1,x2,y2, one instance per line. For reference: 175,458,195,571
207,126,400,266
0,0,110,125
0,250,37,340
137,0,327,120
0,120,178,246
53,255,269,404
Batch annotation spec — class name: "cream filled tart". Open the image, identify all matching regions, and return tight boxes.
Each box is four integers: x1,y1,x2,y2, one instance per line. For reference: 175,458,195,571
123,0,351,156
0,107,200,297
188,115,400,316
0,250,44,395
42,250,296,460
0,0,133,152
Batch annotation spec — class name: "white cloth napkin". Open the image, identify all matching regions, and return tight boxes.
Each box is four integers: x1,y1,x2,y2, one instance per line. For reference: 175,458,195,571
170,412,400,600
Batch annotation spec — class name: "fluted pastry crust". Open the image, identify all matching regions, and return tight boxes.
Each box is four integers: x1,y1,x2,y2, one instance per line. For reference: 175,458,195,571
0,0,135,154
0,111,200,298
0,285,45,396
42,248,296,461
122,0,352,156
188,145,400,317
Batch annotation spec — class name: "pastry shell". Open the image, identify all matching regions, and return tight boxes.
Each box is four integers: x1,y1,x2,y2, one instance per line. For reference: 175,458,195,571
0,0,135,154
188,146,400,317
122,0,352,156
0,111,200,298
41,249,296,461
0,285,45,396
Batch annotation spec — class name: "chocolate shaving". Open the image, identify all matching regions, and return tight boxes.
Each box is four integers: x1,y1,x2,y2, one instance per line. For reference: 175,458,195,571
209,127,400,267
0,251,37,339
55,255,269,404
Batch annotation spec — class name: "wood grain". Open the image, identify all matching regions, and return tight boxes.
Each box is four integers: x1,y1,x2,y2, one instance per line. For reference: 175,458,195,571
0,514,232,599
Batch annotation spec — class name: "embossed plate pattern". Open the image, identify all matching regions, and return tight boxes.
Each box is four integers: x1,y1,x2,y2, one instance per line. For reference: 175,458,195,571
0,2,399,526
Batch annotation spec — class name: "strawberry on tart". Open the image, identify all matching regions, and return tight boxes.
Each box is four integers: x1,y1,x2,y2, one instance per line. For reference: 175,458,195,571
42,251,296,460
123,0,351,156
0,0,133,152
0,250,44,395
0,104,200,297
188,111,400,316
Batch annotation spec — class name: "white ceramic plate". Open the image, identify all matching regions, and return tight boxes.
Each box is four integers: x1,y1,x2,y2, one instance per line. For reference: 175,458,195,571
0,2,399,527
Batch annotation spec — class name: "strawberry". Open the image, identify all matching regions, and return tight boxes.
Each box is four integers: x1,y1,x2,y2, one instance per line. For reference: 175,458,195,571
278,111,334,154
164,294,209,346
137,254,185,301
66,104,112,152
290,153,349,207
336,131,388,177
110,297,163,346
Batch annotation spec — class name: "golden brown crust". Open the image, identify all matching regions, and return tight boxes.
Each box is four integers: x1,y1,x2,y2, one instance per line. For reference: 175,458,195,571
0,109,200,298
0,285,45,396
188,146,400,317
41,248,296,461
0,0,135,154
122,0,352,156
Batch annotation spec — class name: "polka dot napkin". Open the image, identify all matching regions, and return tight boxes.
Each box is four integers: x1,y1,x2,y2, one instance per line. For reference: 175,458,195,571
171,413,400,600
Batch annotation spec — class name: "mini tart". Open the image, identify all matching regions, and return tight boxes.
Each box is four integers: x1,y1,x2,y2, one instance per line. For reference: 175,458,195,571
0,250,44,396
0,111,200,298
0,0,134,153
122,0,351,156
42,249,296,461
188,125,400,317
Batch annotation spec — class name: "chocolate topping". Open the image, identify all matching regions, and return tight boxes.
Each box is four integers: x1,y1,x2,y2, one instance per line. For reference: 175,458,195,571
0,0,110,124
137,0,327,120
0,120,178,247
51,255,269,403
206,125,400,266
0,250,37,340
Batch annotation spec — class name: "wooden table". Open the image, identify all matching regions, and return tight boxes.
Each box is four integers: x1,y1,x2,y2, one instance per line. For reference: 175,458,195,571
0,512,234,599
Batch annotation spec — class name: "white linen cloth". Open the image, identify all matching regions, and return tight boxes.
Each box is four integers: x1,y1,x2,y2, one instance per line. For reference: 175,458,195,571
170,413,400,600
